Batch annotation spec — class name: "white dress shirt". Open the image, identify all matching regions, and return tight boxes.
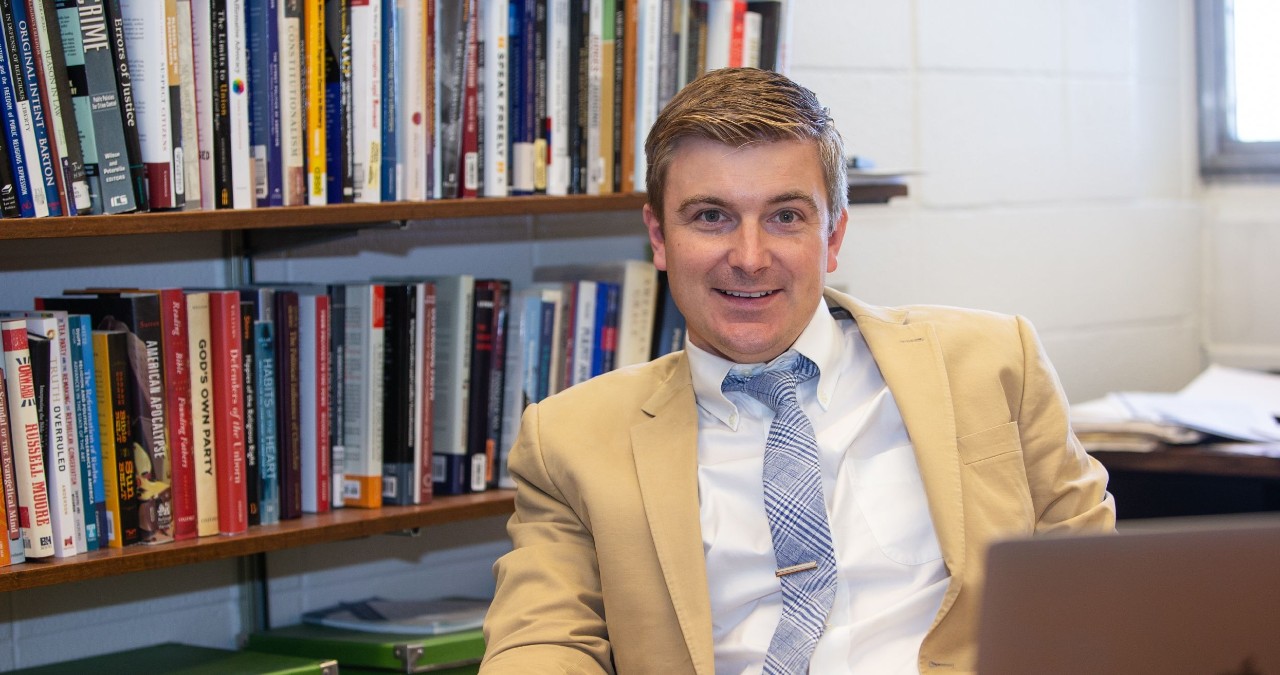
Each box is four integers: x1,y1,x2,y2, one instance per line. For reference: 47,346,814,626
687,299,950,674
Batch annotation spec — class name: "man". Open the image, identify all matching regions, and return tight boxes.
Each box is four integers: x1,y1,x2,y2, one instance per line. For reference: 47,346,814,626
481,68,1115,675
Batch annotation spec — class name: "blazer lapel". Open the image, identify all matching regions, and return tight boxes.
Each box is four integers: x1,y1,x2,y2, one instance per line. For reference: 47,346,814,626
631,355,715,675
829,291,968,627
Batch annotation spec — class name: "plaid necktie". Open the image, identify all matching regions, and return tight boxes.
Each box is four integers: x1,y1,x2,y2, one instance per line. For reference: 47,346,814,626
723,353,838,674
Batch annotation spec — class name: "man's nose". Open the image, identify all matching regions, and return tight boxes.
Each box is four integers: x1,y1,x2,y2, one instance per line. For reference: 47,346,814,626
726,222,770,273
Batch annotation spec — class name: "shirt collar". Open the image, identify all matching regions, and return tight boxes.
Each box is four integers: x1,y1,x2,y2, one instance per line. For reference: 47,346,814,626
687,298,846,430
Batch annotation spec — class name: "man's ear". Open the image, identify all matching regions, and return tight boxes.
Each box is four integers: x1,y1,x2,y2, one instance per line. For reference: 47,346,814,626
643,204,668,271
826,207,848,273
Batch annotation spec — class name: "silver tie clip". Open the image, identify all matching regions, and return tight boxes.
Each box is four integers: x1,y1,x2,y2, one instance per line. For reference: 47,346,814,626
775,561,818,577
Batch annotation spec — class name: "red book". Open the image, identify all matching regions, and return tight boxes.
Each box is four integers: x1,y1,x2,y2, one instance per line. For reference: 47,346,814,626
728,1,746,68
209,291,247,535
159,289,197,540
417,281,435,505
458,0,480,198
298,291,331,513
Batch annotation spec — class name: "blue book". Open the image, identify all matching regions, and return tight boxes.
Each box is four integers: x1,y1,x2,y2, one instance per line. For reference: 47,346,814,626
0,4,34,217
247,0,283,206
67,314,105,551
254,320,280,525
507,0,527,194
591,282,619,378
379,0,397,201
10,0,62,216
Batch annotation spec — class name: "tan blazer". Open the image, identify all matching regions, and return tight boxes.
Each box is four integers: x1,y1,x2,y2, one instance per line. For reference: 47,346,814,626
481,289,1116,675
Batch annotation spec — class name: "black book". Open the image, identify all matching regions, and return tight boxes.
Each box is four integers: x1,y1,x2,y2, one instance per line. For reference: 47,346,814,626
323,0,351,204
380,284,414,505
273,289,302,520
239,299,261,526
747,1,781,71
102,0,147,211
0,128,19,216
484,280,509,490
567,0,586,193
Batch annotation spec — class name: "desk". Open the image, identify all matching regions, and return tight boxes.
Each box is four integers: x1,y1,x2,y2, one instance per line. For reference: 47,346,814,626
1090,444,1280,519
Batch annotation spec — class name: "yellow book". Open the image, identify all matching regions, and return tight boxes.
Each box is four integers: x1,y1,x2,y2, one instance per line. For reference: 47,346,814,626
305,0,327,204
93,330,138,548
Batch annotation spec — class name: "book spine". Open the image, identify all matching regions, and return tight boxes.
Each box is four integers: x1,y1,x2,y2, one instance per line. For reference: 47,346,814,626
226,0,252,208
185,292,219,536
175,0,200,210
415,281,434,504
379,284,413,505
91,329,140,548
209,291,247,535
3,323,54,558
0,358,27,561
424,0,436,197
480,0,505,197
435,0,464,198
55,0,100,215
119,296,173,545
278,0,304,204
6,0,56,215
238,300,259,526
67,314,105,551
25,319,81,557
253,320,279,525
465,281,495,492
158,289,197,541
340,284,383,508
247,0,277,206
304,0,324,203
379,0,396,201
0,3,35,216
599,0,614,193
209,0,233,207
349,0,380,203
484,279,509,489
103,0,148,210
531,0,546,193
75,0,136,213
544,0,566,195
34,0,92,213
118,0,179,209
326,284,345,508
190,0,216,209
19,0,69,215
429,275,472,496
274,290,301,519
298,293,328,513
458,0,478,199
586,0,601,195
397,0,424,200
321,0,343,203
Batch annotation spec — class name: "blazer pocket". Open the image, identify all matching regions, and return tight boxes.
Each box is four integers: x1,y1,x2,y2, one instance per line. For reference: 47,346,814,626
957,422,1023,465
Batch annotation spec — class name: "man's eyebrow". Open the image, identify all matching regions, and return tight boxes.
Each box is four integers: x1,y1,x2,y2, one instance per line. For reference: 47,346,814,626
768,191,820,211
676,192,820,213
676,195,730,213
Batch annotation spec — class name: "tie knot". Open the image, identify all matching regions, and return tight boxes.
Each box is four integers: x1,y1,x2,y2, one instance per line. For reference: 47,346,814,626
722,353,818,413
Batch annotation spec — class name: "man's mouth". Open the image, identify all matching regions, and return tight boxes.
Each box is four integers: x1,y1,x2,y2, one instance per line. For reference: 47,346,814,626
718,289,776,299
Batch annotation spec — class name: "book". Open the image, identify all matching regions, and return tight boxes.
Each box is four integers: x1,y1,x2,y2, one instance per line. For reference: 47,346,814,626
209,290,247,534
295,288,330,513
278,0,305,204
338,283,384,508
185,291,220,536
118,0,184,209
322,0,350,204
599,0,615,194
247,0,282,206
0,1,52,216
272,288,301,519
349,0,381,203
91,328,140,548
253,318,279,525
226,0,253,208
426,274,472,496
13,0,64,215
379,283,414,505
175,0,201,210
54,0,98,214
379,0,396,201
304,0,325,204
464,280,498,491
480,0,506,197
414,280,434,504
544,0,568,195
1,320,54,558
103,0,149,210
66,313,106,551
248,622,484,672
0,359,27,562
190,0,218,209
434,0,465,198
8,643,339,675
238,297,261,526
0,10,35,218
37,292,174,545
32,0,92,213
457,0,478,198
532,259,657,368
396,0,426,201
148,289,197,541
325,281,346,508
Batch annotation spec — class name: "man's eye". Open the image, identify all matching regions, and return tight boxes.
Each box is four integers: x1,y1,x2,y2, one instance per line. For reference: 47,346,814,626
777,210,798,224
696,210,725,223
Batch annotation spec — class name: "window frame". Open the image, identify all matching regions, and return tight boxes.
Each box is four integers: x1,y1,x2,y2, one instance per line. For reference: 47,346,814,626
1196,0,1280,179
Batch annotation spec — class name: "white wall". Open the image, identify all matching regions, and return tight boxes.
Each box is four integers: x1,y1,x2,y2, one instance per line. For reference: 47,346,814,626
1,0,1215,668
1201,185,1280,370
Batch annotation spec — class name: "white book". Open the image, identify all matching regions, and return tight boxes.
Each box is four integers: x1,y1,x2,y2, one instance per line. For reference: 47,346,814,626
569,281,597,387
190,0,217,210
185,291,219,537
634,0,662,192
227,0,254,208
351,0,383,203
341,284,385,508
586,0,603,195
120,0,179,209
47,313,85,554
545,0,570,196
2,320,55,558
424,275,473,495
742,10,761,68
176,0,203,210
704,0,735,70
481,0,508,197
279,0,306,205
398,0,427,201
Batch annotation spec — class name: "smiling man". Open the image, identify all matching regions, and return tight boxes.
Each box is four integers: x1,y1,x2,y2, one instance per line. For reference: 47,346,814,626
481,68,1115,675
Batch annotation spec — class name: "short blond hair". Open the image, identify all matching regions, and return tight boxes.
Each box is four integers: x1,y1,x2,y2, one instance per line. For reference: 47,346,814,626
644,68,847,232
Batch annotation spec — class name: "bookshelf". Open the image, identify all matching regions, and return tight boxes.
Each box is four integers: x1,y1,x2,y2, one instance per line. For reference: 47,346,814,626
0,490,515,592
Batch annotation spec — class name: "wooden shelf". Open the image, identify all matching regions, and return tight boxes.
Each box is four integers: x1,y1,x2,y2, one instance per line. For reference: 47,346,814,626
0,491,515,593
0,184,907,242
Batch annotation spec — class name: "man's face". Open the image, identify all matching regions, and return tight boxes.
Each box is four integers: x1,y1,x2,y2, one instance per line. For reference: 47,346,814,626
644,137,848,364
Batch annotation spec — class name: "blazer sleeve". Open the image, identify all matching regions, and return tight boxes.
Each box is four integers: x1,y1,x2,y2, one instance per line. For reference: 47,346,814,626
481,403,614,675
1014,315,1117,533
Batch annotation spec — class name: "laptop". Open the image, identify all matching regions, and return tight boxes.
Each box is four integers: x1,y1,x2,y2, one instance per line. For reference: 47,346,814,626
977,514,1280,675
